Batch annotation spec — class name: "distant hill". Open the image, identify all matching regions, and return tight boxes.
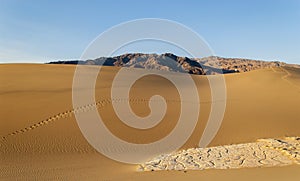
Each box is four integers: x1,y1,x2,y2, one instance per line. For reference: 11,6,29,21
47,53,285,75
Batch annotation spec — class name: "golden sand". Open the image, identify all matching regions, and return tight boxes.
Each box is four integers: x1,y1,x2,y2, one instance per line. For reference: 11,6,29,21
1,64,300,180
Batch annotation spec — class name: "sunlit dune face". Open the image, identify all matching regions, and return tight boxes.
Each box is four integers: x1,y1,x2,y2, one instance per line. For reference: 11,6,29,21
94,67,212,147
96,72,180,144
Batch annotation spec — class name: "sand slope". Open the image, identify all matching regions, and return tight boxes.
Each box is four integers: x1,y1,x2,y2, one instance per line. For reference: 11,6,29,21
0,64,300,180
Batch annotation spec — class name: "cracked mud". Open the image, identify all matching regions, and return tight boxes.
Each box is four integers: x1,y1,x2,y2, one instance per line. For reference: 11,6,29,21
139,137,300,171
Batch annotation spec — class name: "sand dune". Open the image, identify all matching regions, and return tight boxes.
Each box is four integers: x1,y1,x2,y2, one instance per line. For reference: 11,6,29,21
0,64,300,180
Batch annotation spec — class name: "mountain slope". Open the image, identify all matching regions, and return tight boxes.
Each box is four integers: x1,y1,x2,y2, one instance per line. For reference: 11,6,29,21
48,53,285,75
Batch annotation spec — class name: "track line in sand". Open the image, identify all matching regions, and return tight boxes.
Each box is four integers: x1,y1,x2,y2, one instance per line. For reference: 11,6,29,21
271,67,300,90
271,67,280,73
0,98,139,140
1,98,224,141
0,99,110,141
140,137,300,171
280,67,300,90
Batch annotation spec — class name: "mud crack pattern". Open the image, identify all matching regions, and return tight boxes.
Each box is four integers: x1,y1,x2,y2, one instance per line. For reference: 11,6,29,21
139,137,300,171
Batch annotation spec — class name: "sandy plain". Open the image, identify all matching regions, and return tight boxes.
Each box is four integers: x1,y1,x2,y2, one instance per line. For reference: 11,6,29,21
0,64,300,180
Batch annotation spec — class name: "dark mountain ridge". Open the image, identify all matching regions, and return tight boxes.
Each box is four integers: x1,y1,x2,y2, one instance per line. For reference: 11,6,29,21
48,53,285,75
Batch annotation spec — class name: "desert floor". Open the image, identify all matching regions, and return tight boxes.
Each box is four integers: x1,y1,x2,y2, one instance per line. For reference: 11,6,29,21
0,64,300,180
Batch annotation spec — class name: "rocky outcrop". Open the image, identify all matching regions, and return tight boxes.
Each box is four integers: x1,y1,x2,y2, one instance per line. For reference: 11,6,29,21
196,56,285,73
48,53,286,75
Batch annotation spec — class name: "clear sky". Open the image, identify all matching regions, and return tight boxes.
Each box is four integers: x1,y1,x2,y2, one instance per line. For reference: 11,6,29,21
0,0,299,64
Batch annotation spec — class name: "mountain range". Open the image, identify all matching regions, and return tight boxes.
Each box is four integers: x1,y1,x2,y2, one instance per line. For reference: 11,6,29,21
48,53,286,75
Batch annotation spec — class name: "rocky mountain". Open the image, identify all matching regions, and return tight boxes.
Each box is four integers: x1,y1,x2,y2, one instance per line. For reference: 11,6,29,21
48,53,285,75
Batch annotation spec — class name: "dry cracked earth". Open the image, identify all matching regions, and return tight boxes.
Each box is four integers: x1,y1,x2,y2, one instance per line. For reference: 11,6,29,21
139,137,300,171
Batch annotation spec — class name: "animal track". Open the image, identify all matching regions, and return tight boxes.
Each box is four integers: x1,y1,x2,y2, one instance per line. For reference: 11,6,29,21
0,98,190,141
272,67,300,90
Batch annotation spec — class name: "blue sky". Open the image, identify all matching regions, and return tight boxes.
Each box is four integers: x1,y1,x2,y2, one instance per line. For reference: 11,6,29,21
0,0,299,63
